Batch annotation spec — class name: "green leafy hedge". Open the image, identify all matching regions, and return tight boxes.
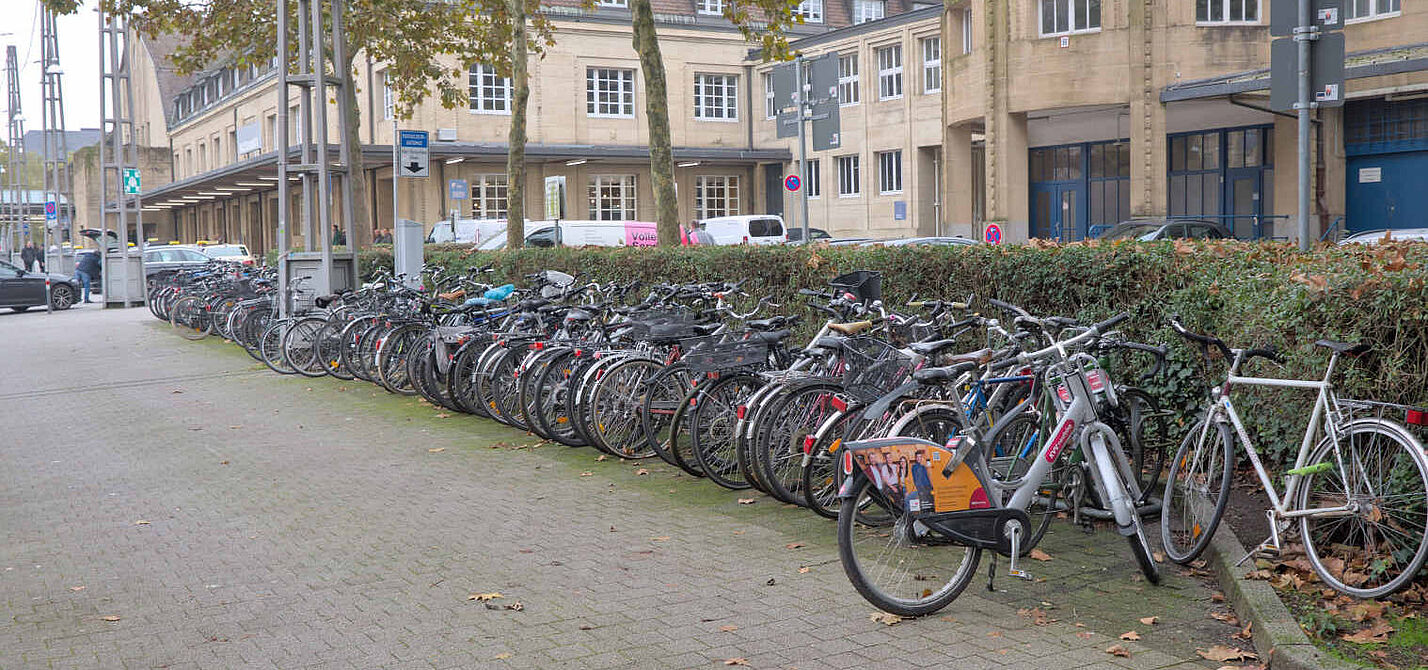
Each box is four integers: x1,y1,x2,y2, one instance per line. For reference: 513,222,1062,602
358,240,1428,464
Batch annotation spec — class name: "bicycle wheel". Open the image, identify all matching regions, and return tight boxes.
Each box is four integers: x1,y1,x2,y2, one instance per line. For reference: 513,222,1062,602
447,340,493,417
641,364,695,467
690,373,762,490
283,316,330,377
588,358,661,459
1160,419,1234,564
837,477,982,617
803,409,862,519
666,388,703,476
1295,420,1428,598
170,296,210,341
318,318,354,380
758,381,842,506
259,321,297,375
530,350,586,446
377,325,426,396
980,410,1059,554
1111,458,1162,585
1111,388,1169,503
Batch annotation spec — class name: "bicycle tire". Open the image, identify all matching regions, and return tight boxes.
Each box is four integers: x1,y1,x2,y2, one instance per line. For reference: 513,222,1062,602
690,372,762,490
587,357,662,458
1160,419,1234,564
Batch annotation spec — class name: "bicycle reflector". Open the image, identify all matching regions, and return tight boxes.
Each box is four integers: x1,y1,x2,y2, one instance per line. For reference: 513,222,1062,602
802,435,816,454
736,405,747,419
1407,408,1427,426
841,449,854,475
830,396,848,412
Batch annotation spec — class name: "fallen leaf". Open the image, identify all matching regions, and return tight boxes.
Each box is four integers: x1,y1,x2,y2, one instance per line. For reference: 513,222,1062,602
1210,611,1239,625
468,592,504,601
101,615,121,622
69,586,85,592
737,498,755,505
171,389,183,394
650,536,671,542
867,611,902,625
227,425,241,430
723,658,749,666
765,578,776,586
1153,551,1166,563
635,468,649,476
580,472,593,477
1211,592,1226,603
505,602,523,611
1234,623,1253,641
785,542,804,550
1017,608,1056,626
427,448,446,453
1076,631,1094,639
579,624,595,630
1341,621,1394,644
718,625,739,632
133,520,150,526
798,566,810,574
1028,548,1053,562
1106,644,1131,658
987,631,1002,638
435,413,450,418
1139,616,1158,626
493,652,511,660
219,460,230,465
1197,645,1257,662
596,455,608,462
1120,631,1141,641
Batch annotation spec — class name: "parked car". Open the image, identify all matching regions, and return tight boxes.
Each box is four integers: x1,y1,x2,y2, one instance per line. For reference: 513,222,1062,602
1339,228,1428,245
197,243,255,265
0,260,81,311
784,227,832,243
1097,219,1230,241
142,245,216,278
862,236,979,247
698,215,788,245
426,218,507,245
826,238,874,246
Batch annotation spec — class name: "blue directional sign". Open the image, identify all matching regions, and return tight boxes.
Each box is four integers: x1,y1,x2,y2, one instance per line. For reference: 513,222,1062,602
397,130,430,178
449,179,469,200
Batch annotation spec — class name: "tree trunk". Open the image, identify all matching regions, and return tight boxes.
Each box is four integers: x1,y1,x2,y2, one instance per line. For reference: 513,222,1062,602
340,44,369,248
631,0,679,247
505,0,530,249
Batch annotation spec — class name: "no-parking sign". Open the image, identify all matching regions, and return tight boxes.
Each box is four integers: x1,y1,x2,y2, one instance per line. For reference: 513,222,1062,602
44,201,57,222
984,223,1002,245
784,175,801,192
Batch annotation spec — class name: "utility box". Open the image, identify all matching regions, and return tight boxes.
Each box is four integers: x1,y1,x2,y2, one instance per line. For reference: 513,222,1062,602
102,251,146,306
283,251,357,311
394,219,425,288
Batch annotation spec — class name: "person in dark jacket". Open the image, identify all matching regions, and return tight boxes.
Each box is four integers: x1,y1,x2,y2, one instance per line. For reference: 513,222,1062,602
21,242,45,273
75,251,102,303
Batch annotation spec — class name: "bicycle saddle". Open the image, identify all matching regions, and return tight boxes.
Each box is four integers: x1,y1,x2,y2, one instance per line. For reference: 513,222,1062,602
908,339,962,356
747,329,791,343
828,320,875,335
912,360,980,384
1314,339,1370,356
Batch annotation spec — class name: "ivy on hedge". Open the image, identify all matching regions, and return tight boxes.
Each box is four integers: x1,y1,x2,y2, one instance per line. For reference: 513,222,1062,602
357,240,1428,466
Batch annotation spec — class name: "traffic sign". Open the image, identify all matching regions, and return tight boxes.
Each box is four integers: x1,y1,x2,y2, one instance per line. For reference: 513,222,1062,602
44,201,57,222
397,130,430,178
1271,0,1341,35
448,179,469,200
784,175,801,192
123,168,141,195
1270,31,1345,111
984,223,1002,245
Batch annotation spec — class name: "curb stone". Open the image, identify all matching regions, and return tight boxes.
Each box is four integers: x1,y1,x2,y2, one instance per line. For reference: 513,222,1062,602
1204,523,1369,670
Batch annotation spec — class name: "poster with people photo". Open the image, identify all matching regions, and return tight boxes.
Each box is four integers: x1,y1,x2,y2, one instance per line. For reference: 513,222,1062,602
848,439,990,515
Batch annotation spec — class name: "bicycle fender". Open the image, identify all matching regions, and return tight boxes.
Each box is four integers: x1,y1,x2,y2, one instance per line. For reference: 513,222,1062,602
859,380,923,422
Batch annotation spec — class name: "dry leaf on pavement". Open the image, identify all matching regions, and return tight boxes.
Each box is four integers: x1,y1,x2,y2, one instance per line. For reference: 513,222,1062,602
493,653,511,660
869,612,904,626
1340,621,1395,644
737,498,755,505
1120,631,1141,641
101,615,121,622
650,536,671,542
1197,645,1257,662
1028,548,1053,561
798,566,810,574
723,658,749,666
133,520,150,525
785,542,804,550
1105,644,1131,657
719,625,739,632
635,468,649,475
427,448,446,453
468,592,504,601
580,472,593,477
69,586,85,592
1139,616,1159,625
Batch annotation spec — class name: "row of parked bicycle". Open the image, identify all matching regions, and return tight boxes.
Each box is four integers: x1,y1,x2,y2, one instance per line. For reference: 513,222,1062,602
151,261,1428,615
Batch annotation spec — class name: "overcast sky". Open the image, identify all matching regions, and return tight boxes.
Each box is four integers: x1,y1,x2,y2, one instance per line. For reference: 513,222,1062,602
6,0,102,133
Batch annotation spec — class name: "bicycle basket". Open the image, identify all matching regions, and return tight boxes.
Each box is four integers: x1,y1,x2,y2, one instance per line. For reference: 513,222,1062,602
829,270,882,305
841,337,914,402
683,336,773,374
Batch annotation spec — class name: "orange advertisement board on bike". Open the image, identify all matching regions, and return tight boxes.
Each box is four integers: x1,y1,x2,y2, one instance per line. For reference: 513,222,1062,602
848,438,989,515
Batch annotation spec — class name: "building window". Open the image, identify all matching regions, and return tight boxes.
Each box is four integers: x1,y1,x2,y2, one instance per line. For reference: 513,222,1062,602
468,64,512,114
921,37,941,93
472,174,509,219
763,73,776,119
694,73,739,121
588,175,636,220
838,54,860,106
587,68,635,118
597,0,627,6
877,150,903,194
805,159,821,198
381,72,394,120
1168,126,1274,239
1039,0,1100,36
697,0,723,15
796,0,824,22
853,0,885,23
1086,141,1131,232
876,45,903,101
837,155,860,197
695,175,740,219
1196,0,1259,22
1346,0,1399,21
962,8,974,54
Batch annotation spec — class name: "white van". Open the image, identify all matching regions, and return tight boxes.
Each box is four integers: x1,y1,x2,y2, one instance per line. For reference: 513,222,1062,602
698,215,788,245
426,218,507,244
475,221,660,250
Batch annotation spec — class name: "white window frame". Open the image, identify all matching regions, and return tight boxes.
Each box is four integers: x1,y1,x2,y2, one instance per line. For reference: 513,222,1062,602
597,0,627,6
838,54,860,106
588,175,637,221
853,0,885,23
695,175,740,219
697,0,724,15
472,173,509,219
1195,0,1261,24
763,73,776,120
1038,0,1101,37
586,67,636,118
876,44,903,101
962,8,974,54
694,73,739,122
804,159,821,199
381,72,394,120
1346,0,1399,22
837,155,861,198
921,37,941,94
796,0,824,23
468,64,513,115
877,150,903,194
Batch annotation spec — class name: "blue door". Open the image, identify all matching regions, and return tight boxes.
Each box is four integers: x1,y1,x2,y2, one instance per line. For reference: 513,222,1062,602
1030,183,1083,241
1346,151,1428,232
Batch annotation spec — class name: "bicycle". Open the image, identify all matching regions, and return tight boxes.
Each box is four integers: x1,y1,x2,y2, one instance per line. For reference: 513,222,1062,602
1160,319,1428,598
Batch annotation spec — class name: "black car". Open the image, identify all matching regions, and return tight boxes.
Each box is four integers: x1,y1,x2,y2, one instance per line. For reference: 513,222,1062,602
0,260,80,311
143,246,216,278
1097,219,1230,241
785,227,832,243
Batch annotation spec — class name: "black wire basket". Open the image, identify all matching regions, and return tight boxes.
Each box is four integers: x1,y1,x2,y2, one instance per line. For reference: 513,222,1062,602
829,270,883,305
682,335,773,374
840,337,914,402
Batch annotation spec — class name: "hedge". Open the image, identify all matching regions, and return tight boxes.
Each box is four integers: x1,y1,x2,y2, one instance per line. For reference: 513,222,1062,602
356,240,1428,465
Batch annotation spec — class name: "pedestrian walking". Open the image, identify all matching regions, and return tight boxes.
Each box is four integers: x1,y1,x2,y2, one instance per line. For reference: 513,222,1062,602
331,224,346,247
74,250,101,304
20,242,45,273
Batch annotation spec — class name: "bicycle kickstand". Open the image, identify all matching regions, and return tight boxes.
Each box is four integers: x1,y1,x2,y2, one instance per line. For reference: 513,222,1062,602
1236,509,1285,567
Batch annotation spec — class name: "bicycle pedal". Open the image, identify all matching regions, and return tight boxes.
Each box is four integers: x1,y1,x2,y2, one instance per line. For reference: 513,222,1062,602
1008,565,1034,581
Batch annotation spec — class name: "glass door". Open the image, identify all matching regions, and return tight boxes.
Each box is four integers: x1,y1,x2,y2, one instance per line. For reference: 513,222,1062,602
1227,170,1262,239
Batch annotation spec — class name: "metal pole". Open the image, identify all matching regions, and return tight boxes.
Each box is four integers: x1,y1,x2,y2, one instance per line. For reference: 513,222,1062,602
795,55,810,245
97,10,109,302
310,0,333,297
276,0,290,316
1295,0,1313,251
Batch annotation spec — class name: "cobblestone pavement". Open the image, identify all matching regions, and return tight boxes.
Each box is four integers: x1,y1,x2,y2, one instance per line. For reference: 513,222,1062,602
0,307,1247,669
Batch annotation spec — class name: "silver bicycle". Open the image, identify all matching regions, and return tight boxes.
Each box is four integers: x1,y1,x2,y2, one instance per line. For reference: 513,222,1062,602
1160,320,1428,599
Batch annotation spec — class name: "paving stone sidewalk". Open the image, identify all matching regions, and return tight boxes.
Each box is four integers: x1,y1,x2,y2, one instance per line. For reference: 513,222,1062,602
0,307,1246,669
